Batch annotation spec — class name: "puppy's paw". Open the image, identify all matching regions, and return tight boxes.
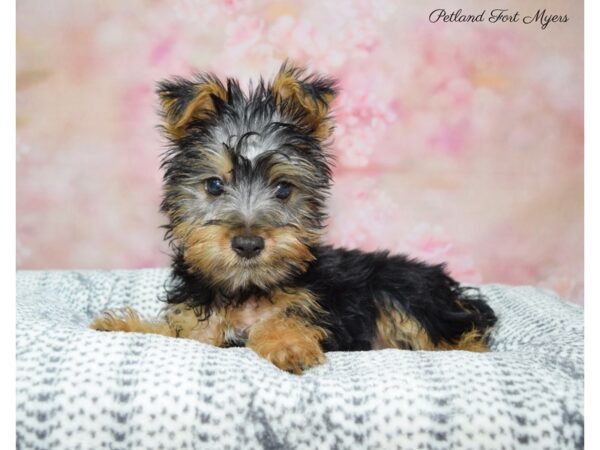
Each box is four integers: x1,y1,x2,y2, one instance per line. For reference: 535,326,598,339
248,319,326,374
89,308,172,336
89,308,142,332
264,341,326,375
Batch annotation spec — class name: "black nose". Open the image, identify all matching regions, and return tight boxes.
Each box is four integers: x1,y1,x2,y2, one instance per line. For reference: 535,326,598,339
231,235,265,259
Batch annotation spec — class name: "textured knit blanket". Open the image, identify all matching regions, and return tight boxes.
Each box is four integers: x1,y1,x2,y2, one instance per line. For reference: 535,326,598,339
16,268,584,450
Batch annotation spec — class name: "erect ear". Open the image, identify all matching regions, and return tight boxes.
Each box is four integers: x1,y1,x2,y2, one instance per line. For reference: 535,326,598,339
271,62,338,140
157,74,228,138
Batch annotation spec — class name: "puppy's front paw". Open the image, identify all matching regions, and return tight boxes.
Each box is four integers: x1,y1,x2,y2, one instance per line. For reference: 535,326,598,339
248,319,326,374
263,341,326,374
89,308,142,332
89,308,172,336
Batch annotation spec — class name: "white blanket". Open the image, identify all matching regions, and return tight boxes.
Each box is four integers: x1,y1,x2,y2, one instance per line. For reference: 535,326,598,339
16,268,584,449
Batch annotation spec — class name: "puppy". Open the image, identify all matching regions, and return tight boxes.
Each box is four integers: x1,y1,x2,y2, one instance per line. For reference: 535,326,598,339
91,62,497,374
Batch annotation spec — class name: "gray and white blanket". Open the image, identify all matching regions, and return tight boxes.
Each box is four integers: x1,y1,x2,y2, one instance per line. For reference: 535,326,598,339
16,268,584,449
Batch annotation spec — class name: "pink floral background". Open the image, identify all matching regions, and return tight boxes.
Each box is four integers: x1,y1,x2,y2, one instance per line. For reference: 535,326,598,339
16,0,583,304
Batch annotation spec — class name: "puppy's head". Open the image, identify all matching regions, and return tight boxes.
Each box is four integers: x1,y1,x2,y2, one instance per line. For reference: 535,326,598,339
158,62,337,294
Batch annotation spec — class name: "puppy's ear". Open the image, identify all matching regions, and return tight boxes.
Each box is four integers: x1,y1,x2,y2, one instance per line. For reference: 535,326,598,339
271,62,338,140
157,74,227,138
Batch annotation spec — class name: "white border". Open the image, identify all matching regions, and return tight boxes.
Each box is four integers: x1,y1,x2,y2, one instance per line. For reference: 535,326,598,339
1,0,16,443
6,0,591,446
585,0,597,446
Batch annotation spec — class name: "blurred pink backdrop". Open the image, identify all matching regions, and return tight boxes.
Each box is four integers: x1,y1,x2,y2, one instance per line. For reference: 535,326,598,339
16,0,583,304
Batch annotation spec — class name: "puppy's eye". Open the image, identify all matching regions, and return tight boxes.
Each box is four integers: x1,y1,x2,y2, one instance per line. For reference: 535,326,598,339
205,177,224,196
274,182,292,200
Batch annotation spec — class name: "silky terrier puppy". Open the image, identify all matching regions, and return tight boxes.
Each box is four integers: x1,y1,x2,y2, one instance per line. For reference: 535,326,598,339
91,62,497,374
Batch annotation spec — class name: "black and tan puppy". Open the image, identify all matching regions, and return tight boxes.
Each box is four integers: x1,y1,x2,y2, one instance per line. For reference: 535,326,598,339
91,62,497,374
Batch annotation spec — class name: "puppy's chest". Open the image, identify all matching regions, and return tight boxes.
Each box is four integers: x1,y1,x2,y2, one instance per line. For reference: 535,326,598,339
222,298,277,346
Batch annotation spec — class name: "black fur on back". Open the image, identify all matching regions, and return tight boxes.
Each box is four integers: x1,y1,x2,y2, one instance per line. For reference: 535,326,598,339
296,246,497,351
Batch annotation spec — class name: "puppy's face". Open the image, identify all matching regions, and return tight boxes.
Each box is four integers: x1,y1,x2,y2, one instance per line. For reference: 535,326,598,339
158,64,337,294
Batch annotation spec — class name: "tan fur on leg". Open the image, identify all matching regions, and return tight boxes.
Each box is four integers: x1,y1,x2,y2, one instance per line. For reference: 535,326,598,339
165,304,226,346
373,303,490,352
89,308,174,337
247,315,327,374
90,305,227,346
437,329,490,352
